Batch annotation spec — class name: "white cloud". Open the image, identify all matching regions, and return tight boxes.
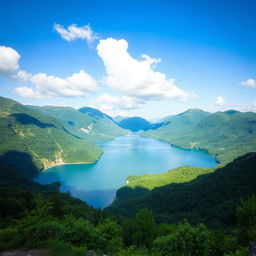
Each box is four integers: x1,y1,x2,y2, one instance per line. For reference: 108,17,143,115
215,96,226,106
54,24,98,44
90,93,144,116
0,46,20,76
241,78,256,89
0,46,97,98
207,99,256,113
15,70,97,98
96,38,196,101
92,93,143,110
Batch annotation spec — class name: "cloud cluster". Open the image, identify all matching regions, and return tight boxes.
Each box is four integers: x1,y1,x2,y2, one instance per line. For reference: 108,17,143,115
0,46,20,77
0,46,97,98
90,93,143,116
215,96,226,106
97,38,196,101
241,78,256,89
93,92,142,109
15,70,97,98
54,24,98,44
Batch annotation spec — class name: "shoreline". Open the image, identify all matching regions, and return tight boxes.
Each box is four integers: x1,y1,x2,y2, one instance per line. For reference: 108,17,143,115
139,133,220,165
42,159,100,171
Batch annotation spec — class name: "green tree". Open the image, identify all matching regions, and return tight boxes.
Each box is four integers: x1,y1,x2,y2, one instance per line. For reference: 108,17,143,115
153,220,211,256
236,195,256,244
132,208,156,248
96,218,123,254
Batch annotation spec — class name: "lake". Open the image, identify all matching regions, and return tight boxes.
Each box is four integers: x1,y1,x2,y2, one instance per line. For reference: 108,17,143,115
34,133,217,208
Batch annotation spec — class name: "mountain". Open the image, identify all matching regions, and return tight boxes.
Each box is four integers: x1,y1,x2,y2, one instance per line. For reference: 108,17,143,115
118,116,152,131
30,106,127,143
142,109,256,164
0,97,103,176
107,152,256,228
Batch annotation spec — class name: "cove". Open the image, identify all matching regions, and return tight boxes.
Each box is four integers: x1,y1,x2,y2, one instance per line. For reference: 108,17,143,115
34,133,217,208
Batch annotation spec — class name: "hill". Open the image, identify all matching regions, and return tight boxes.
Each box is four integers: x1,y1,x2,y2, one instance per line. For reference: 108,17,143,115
30,106,127,143
118,116,152,131
142,109,256,164
0,97,103,176
107,152,256,227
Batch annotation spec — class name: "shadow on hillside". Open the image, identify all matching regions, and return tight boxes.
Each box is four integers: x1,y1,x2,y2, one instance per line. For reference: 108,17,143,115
10,113,56,128
107,153,256,227
0,150,39,177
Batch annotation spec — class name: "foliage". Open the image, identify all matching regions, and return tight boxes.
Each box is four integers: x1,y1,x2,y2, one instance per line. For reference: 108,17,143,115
0,96,103,176
152,220,211,256
236,195,256,245
132,208,156,248
30,105,127,143
126,165,215,190
108,153,256,227
142,109,256,164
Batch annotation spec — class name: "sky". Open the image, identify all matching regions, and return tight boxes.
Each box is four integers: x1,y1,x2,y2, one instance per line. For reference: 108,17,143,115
0,0,255,119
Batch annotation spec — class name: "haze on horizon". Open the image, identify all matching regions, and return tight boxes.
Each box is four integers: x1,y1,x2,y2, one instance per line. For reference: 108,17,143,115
0,0,255,119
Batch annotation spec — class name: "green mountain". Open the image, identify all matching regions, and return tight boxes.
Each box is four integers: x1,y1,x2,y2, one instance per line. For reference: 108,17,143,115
107,152,256,227
142,109,256,164
0,97,103,176
118,116,152,131
30,105,127,143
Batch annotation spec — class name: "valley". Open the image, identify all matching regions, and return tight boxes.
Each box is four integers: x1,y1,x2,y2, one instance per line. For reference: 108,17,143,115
0,96,255,255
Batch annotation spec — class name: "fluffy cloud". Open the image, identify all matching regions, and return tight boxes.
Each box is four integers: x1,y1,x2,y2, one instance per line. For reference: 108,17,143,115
97,38,196,101
241,78,256,89
215,96,226,106
54,24,98,44
0,46,97,98
91,93,143,116
0,46,20,76
15,70,97,98
93,93,143,110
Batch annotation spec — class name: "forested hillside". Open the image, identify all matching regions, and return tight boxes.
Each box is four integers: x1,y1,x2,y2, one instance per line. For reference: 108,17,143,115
0,97,102,176
108,153,256,228
30,106,127,143
142,109,256,164
118,117,152,131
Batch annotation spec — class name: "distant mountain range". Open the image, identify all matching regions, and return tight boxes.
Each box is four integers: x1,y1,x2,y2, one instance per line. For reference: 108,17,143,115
118,116,152,131
142,108,256,164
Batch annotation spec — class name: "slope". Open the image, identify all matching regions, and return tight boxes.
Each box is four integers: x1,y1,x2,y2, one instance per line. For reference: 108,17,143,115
142,109,256,164
118,116,152,131
107,152,256,228
0,97,102,176
30,106,127,143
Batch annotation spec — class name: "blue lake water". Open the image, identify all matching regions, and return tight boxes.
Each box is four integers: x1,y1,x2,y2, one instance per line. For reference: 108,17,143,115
34,133,217,208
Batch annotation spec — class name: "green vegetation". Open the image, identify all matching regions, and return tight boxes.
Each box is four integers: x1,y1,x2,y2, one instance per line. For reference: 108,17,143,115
30,105,127,143
0,97,105,176
118,116,152,131
0,99,256,255
0,164,254,255
108,153,256,228
142,109,256,164
126,166,215,190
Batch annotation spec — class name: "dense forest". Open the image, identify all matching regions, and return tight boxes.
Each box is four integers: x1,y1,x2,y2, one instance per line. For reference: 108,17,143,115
142,109,256,164
0,97,255,255
0,161,255,256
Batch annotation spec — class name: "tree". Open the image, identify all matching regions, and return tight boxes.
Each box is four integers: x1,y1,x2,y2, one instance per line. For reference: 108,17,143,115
153,220,211,256
132,207,156,248
236,195,256,244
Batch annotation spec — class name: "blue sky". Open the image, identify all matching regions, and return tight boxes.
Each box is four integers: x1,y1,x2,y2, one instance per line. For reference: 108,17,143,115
0,0,255,119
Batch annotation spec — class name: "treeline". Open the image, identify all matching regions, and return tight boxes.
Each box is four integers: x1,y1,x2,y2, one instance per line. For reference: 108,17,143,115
142,109,256,164
0,97,103,176
108,153,256,228
0,184,255,255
